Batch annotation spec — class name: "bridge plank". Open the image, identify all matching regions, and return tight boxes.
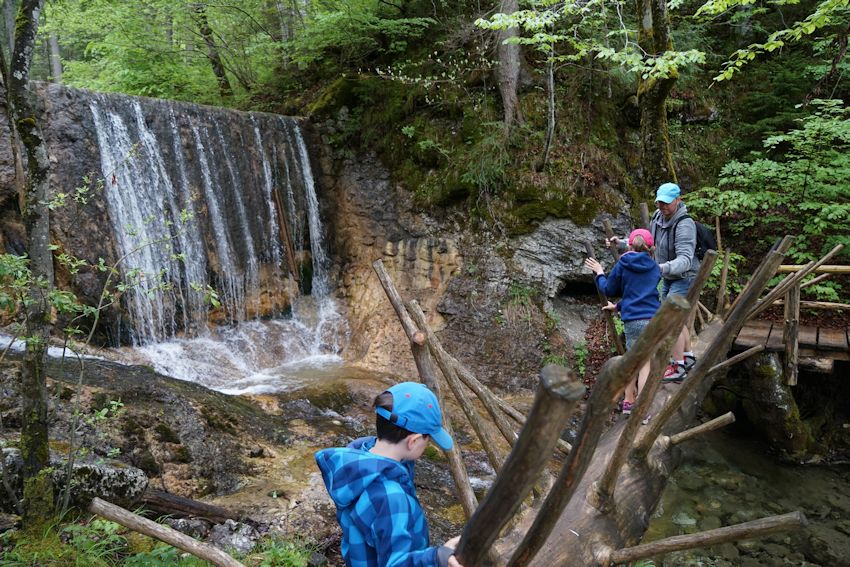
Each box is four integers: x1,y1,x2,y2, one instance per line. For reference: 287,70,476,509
767,325,785,351
818,327,849,351
734,321,772,348
798,326,819,348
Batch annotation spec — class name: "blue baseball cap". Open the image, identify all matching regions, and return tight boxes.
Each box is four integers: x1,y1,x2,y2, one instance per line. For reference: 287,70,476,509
376,382,453,450
656,182,681,203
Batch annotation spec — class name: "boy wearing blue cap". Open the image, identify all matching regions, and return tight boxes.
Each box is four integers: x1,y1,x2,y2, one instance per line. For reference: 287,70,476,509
315,382,464,567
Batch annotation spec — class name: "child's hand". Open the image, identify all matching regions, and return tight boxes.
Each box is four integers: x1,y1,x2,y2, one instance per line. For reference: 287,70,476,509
602,301,617,312
443,536,460,549
584,257,604,275
606,236,621,248
443,536,464,567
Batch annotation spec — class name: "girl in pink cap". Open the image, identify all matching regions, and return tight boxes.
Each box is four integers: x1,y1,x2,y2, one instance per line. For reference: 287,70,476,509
585,229,660,416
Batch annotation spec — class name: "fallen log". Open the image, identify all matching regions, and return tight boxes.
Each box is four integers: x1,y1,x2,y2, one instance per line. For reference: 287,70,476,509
89,497,244,567
141,489,241,524
508,296,691,567
491,237,798,567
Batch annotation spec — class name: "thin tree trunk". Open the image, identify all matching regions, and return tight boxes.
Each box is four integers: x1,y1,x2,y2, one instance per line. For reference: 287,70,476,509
194,4,233,99
496,0,522,132
48,32,61,82
636,0,677,190
6,0,55,525
539,51,555,170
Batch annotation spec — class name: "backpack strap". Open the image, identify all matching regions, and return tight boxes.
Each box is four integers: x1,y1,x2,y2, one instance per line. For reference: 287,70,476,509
664,213,691,261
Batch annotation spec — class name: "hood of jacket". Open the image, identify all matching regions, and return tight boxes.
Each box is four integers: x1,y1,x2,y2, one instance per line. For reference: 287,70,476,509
315,436,415,509
618,251,658,274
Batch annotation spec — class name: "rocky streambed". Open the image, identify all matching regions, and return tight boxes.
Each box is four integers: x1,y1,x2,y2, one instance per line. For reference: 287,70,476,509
645,428,850,567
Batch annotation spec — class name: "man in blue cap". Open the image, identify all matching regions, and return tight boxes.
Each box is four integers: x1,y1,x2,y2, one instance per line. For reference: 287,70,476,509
651,182,700,382
315,382,464,567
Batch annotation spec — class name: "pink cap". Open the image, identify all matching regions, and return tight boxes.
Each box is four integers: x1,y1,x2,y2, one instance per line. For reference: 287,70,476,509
628,228,654,248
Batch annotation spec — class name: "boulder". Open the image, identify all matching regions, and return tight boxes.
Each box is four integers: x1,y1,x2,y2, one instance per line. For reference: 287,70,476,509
1,448,148,511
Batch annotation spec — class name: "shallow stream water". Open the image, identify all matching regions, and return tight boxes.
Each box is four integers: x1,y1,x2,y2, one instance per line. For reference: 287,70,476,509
645,428,850,566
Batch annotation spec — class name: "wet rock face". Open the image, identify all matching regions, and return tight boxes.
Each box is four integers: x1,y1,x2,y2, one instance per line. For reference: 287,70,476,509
512,216,632,299
2,83,314,344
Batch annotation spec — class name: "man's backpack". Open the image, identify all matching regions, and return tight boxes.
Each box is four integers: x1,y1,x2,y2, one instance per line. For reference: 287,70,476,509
659,214,717,261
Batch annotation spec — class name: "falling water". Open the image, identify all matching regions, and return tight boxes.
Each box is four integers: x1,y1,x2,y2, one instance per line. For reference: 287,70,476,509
84,91,347,392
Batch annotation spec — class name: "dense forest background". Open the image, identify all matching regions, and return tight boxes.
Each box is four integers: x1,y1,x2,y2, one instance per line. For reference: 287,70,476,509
4,0,849,302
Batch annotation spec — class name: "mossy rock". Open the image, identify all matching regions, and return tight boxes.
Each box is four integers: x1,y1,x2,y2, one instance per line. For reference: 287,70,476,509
307,77,361,120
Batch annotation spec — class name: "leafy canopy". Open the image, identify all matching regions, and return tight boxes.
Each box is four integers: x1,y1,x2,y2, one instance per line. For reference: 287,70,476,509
689,99,850,297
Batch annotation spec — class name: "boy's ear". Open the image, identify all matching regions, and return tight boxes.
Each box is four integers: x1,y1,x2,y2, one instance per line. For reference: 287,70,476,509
406,433,423,450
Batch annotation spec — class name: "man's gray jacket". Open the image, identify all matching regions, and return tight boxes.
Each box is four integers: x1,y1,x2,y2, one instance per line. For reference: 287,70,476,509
651,203,700,281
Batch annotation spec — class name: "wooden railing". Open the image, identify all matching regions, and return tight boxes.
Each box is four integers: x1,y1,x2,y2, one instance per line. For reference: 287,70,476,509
763,259,849,385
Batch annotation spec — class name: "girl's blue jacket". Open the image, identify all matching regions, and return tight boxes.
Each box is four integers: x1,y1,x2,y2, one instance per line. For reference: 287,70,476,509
594,251,661,321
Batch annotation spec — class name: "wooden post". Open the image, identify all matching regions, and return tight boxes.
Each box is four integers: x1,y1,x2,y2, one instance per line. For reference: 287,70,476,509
454,365,585,567
639,203,651,229
602,219,620,262
508,296,691,567
89,498,245,567
601,511,807,567
714,215,723,253
716,250,730,317
372,260,478,518
584,242,625,355
783,283,800,386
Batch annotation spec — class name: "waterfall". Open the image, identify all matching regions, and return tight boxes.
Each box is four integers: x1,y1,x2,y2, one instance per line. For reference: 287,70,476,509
82,90,348,392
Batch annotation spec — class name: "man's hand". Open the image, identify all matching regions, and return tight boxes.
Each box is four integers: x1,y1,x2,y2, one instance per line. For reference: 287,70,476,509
584,257,604,275
602,301,617,312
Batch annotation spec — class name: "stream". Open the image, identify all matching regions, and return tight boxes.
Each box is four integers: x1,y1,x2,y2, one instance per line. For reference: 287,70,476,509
645,427,850,566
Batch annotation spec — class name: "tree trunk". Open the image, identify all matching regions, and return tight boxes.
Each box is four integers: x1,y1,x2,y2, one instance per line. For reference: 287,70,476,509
48,32,62,82
3,0,18,56
636,0,677,190
538,52,554,170
6,0,55,525
194,4,233,99
496,0,522,132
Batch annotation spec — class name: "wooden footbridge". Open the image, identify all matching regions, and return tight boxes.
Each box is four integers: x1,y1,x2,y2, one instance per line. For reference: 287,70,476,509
732,263,850,381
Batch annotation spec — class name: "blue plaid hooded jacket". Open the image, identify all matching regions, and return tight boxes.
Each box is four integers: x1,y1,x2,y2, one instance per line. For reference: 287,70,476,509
315,436,449,567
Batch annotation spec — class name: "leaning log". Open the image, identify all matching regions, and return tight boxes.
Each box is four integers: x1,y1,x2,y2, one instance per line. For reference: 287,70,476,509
372,260,478,518
89,497,244,567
